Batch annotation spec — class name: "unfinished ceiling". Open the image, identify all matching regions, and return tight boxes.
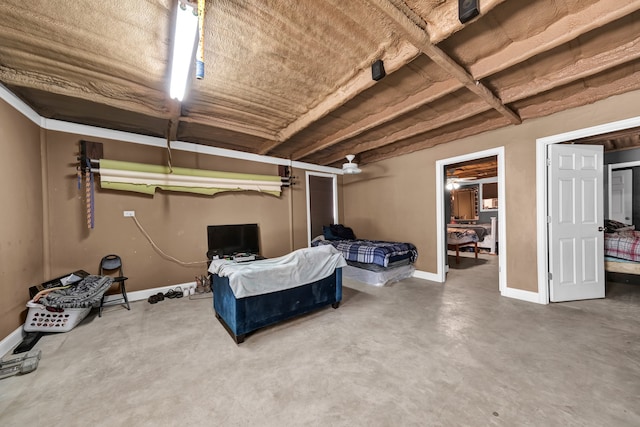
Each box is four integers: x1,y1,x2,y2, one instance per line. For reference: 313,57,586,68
1,0,639,168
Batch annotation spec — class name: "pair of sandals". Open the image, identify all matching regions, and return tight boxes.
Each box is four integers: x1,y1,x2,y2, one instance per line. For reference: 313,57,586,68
165,287,183,299
147,286,183,304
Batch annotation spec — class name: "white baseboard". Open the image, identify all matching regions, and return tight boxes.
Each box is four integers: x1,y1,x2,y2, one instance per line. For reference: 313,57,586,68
102,280,197,303
0,281,199,355
501,286,544,304
0,326,26,358
413,269,442,283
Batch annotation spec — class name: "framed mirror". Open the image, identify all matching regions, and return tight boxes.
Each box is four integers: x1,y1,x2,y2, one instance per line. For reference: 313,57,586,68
451,185,478,221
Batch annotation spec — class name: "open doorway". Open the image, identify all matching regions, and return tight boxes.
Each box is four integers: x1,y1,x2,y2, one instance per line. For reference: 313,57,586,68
536,117,640,304
445,158,500,269
305,172,338,246
436,147,506,294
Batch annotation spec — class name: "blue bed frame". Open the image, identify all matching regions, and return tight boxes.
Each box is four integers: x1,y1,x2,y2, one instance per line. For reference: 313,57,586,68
212,268,342,343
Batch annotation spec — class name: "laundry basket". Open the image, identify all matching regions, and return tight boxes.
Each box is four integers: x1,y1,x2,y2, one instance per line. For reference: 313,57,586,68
23,300,91,333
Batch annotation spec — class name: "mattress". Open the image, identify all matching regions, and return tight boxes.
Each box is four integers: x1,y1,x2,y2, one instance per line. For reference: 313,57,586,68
343,264,415,287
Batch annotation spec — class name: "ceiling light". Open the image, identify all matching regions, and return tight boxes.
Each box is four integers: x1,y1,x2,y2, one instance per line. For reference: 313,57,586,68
169,1,199,101
446,181,460,190
342,154,362,174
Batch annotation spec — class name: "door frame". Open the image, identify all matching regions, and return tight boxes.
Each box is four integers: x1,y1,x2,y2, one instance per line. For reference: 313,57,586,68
609,163,640,223
609,167,634,223
305,171,338,246
435,147,506,293
535,116,640,304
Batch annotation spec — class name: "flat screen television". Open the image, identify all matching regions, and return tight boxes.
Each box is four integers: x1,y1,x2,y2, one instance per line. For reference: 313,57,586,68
207,223,260,257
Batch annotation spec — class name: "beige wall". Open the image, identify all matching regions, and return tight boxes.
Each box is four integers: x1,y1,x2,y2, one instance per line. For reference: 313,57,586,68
43,131,317,291
0,116,324,340
0,100,44,339
343,89,640,292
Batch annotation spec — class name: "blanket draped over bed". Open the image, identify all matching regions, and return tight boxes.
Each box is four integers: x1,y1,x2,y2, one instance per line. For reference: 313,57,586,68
604,231,640,262
447,227,484,245
208,245,347,298
311,239,417,268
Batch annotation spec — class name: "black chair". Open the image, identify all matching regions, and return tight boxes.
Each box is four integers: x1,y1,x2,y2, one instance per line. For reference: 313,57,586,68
98,254,131,317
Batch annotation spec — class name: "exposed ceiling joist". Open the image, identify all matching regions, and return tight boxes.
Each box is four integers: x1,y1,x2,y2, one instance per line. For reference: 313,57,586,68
516,66,640,120
320,99,492,166
1,0,639,167
369,0,521,126
258,39,420,155
292,77,464,160
500,34,640,103
361,116,511,165
468,0,640,79
319,4,640,166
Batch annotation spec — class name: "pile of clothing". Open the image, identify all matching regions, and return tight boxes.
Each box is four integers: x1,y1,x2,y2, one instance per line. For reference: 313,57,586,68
34,275,113,309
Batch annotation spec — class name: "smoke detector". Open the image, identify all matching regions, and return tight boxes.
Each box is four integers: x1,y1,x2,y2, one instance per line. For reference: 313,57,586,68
342,154,362,174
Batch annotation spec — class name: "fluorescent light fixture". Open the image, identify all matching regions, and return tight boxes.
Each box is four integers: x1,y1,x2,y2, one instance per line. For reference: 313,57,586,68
170,1,199,101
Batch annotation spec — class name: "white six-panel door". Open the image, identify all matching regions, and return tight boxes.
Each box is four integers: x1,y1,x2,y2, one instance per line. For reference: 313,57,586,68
548,144,605,302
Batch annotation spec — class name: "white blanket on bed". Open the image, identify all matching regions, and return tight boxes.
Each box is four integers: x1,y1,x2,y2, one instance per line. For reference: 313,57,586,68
208,245,347,298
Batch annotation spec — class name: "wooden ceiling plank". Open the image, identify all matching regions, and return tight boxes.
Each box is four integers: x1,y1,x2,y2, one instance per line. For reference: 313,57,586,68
469,0,640,80
291,77,464,160
369,0,521,125
257,40,421,155
319,100,491,165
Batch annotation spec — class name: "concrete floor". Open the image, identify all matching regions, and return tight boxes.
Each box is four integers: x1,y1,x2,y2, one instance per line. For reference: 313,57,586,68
1,252,639,426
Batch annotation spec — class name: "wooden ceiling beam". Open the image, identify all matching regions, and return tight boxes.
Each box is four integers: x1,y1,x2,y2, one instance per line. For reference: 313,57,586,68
359,117,510,166
369,0,521,126
500,35,640,103
517,67,640,121
353,67,640,167
257,40,421,155
320,45,640,164
317,32,640,165
291,77,464,160
571,128,640,144
469,0,640,80
319,100,492,165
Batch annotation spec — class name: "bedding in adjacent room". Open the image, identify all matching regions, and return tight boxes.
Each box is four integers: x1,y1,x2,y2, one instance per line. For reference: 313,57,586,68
447,227,481,245
604,230,640,262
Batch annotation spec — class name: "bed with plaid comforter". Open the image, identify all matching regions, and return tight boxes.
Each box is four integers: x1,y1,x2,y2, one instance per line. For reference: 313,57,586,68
604,231,640,262
312,239,418,268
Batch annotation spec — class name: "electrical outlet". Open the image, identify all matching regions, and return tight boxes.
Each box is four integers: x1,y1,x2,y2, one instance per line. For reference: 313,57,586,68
123,211,135,217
